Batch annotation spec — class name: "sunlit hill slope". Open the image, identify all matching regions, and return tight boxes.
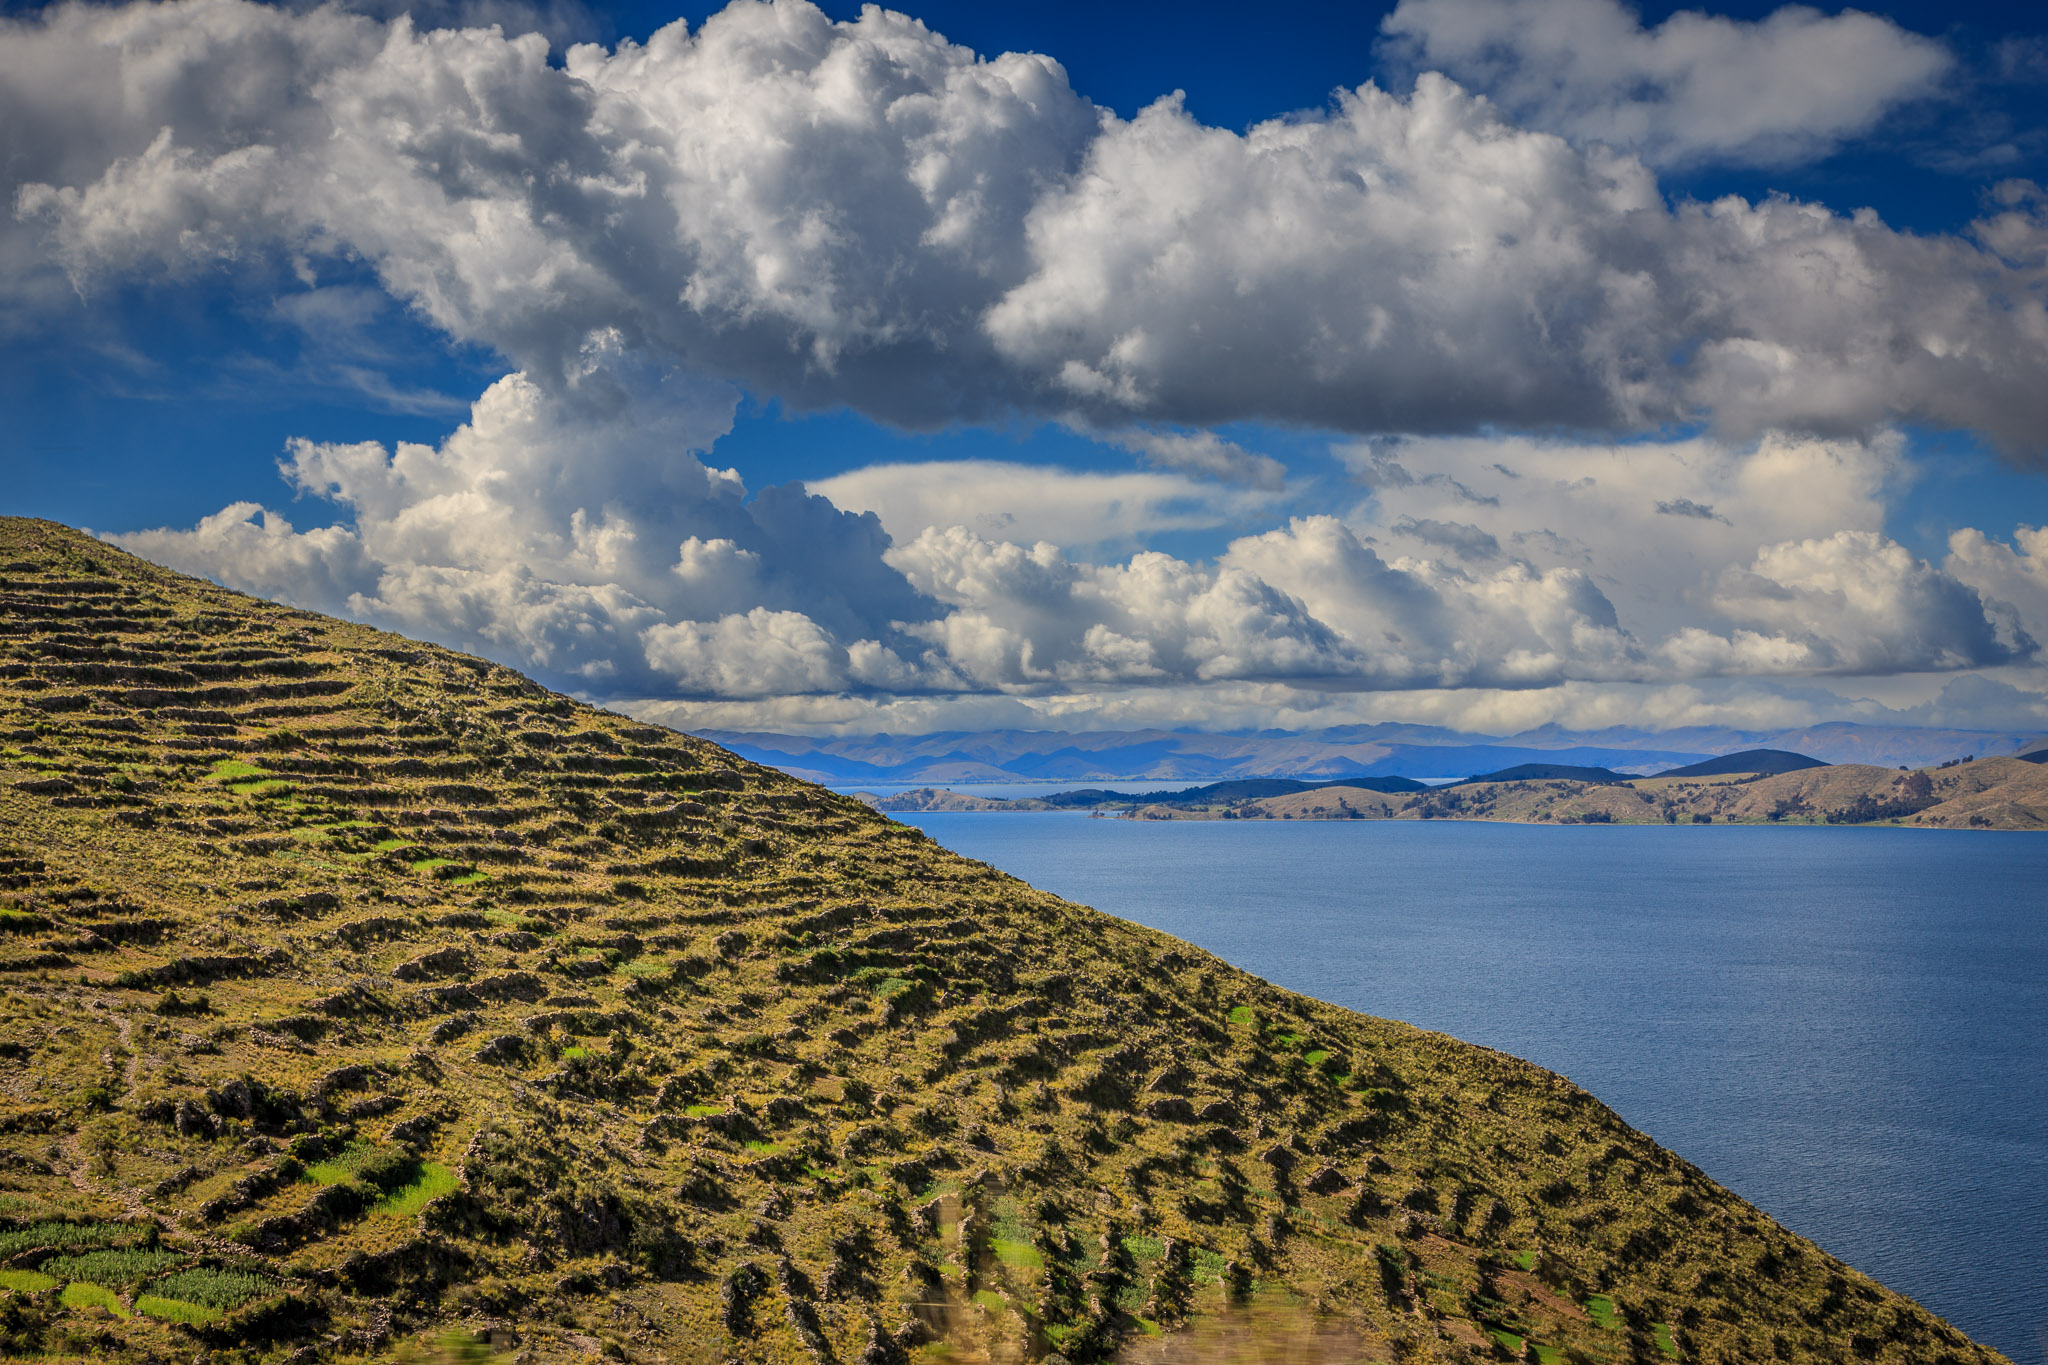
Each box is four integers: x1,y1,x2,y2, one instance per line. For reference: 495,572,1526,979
0,519,2009,1365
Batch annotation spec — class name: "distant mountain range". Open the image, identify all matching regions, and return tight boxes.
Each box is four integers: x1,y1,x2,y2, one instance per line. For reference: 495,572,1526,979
862,753,2048,831
697,723,2044,786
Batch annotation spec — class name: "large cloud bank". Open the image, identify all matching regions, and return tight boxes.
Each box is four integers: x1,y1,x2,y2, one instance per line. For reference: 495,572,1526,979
8,0,2048,446
5,0,2045,731
113,364,2042,716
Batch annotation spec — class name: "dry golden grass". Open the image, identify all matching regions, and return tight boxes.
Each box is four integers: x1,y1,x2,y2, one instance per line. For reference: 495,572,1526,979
0,518,2011,1365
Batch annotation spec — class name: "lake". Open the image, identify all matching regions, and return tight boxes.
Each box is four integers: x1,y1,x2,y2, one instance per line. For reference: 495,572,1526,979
897,814,2048,1365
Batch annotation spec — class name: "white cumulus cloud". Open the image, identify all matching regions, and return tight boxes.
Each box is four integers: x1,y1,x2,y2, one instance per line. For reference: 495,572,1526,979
1379,0,1952,168
5,0,2048,450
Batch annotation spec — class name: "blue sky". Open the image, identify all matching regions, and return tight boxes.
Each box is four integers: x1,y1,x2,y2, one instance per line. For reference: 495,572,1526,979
4,0,2047,737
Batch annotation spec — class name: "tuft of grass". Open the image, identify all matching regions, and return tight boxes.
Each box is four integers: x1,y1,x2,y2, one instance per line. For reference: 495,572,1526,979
375,1163,457,1217
144,1266,275,1311
304,1141,418,1192
1653,1322,1681,1358
1228,1005,1254,1026
58,1281,127,1317
1586,1294,1618,1329
0,1268,57,1292
1511,1249,1537,1271
40,1250,184,1287
206,759,269,782
0,1221,129,1257
136,1293,221,1324
992,1239,1042,1268
228,779,294,798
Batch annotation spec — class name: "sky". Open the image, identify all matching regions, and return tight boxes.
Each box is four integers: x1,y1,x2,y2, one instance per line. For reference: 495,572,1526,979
3,0,2048,740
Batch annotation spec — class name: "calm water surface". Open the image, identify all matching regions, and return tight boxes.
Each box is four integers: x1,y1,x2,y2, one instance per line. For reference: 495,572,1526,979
899,815,2048,1365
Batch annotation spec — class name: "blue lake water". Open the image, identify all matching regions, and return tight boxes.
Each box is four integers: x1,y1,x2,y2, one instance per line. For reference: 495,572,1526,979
898,814,2048,1365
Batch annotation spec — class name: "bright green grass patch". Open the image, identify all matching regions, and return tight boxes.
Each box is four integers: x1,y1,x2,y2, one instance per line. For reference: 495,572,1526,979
207,759,269,782
683,1104,725,1117
1511,1249,1537,1271
1274,1031,1304,1049
1488,1328,1524,1354
561,1045,590,1060
145,1267,274,1312
615,956,669,977
447,872,489,886
0,1269,56,1292
1531,1345,1564,1364
372,838,420,853
1653,1323,1680,1358
0,1222,128,1258
1586,1294,1618,1329
375,1163,456,1217
972,1289,1006,1315
992,1239,1042,1269
1303,1049,1330,1067
409,857,456,873
57,1282,126,1317
228,779,294,797
1190,1248,1228,1281
743,1140,784,1156
136,1294,220,1325
40,1250,182,1286
1121,1234,1163,1261
304,1141,417,1191
1227,1005,1254,1026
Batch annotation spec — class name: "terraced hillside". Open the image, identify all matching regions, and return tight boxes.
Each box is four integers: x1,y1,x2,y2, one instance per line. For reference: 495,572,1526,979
0,517,2009,1365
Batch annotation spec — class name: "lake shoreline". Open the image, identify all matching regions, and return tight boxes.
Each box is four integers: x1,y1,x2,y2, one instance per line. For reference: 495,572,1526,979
859,753,2048,830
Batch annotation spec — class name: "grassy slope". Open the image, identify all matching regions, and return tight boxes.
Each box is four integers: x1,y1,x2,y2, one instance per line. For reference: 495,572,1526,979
0,517,2009,1365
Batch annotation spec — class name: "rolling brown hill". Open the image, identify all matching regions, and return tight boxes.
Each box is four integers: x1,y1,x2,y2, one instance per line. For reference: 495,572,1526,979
1129,759,2048,830
0,517,2011,1365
